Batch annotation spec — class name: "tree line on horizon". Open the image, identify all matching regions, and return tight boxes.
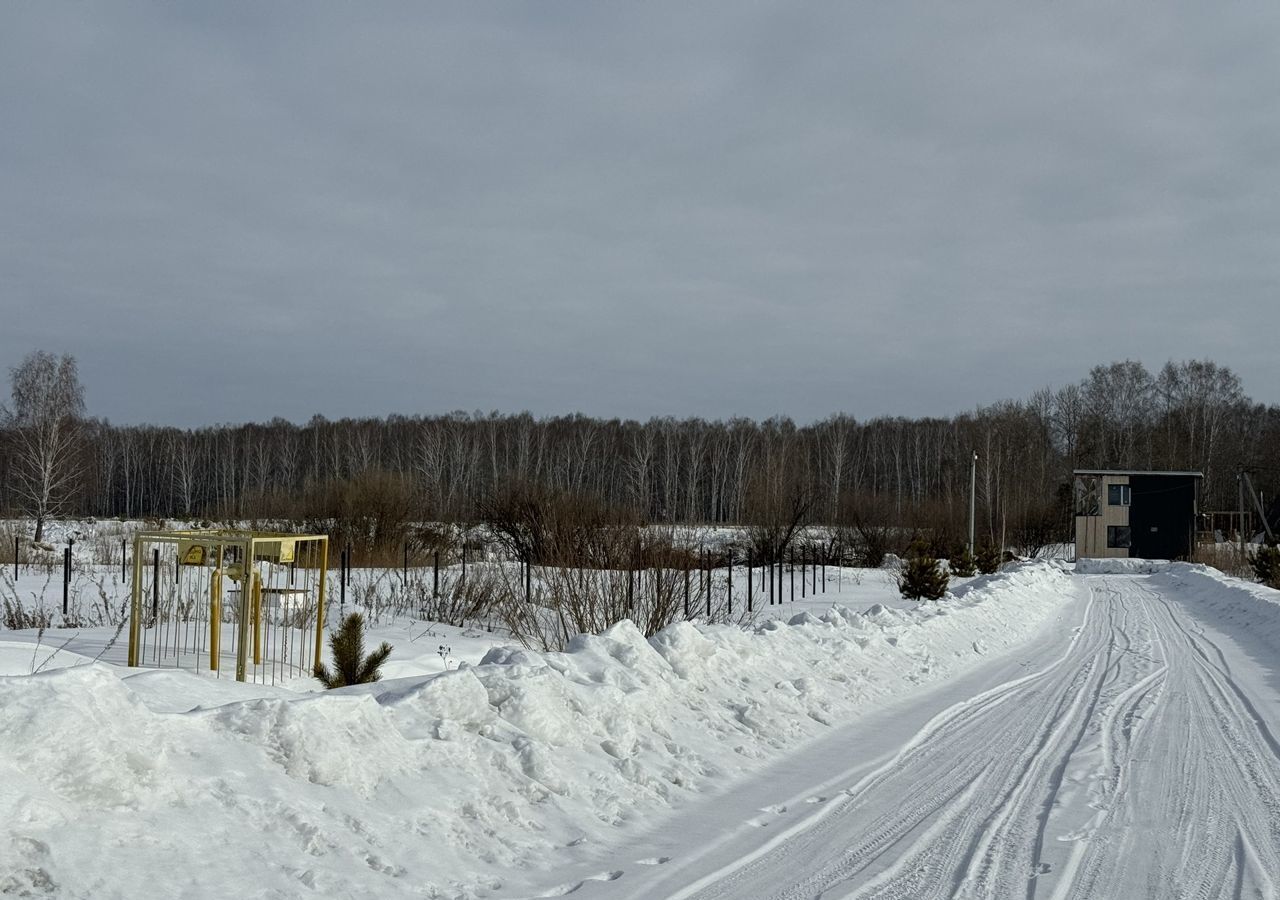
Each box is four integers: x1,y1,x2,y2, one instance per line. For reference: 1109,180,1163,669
2,351,1277,555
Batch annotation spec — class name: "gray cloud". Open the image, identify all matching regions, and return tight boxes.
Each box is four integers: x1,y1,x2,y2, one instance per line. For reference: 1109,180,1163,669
2,2,1278,426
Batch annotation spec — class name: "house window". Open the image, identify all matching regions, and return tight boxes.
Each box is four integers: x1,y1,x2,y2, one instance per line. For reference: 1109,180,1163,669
1107,526,1132,549
1108,484,1131,506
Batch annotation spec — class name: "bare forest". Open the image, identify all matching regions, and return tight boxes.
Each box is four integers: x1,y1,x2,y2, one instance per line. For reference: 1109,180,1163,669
2,356,1276,562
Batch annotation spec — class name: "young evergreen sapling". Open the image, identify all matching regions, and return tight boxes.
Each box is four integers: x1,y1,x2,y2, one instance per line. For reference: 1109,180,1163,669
314,612,393,688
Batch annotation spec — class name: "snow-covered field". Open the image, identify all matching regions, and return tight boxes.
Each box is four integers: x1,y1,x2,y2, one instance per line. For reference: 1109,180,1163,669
4,538,1279,899
0,555,1081,899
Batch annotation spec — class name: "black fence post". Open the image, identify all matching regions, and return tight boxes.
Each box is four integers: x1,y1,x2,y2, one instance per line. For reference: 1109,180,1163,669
747,552,753,613
525,560,532,603
727,553,733,617
433,551,440,599
121,537,127,583
801,547,806,599
704,550,711,619
341,546,348,612
14,535,19,581
790,551,795,602
684,561,690,619
152,547,160,620
822,550,827,593
403,542,409,588
62,546,70,615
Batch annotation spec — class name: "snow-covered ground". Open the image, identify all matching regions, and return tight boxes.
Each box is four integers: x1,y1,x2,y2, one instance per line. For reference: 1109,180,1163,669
0,558,1078,899
5,550,1277,899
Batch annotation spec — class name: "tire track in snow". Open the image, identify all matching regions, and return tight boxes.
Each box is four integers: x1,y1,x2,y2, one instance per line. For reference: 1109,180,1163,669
624,573,1280,900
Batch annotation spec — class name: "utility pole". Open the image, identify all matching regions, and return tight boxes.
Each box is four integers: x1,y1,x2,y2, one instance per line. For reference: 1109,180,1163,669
1239,471,1247,565
968,450,978,555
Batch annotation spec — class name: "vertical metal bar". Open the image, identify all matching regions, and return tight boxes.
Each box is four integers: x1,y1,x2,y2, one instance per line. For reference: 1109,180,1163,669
747,552,753,613
433,551,440,599
128,536,144,666
790,551,795,602
726,553,732,616
252,571,263,667
210,566,221,672
314,538,329,673
62,546,70,615
704,550,711,619
968,450,978,555
13,535,17,581
236,540,252,682
152,548,161,664
801,546,806,599
684,561,690,619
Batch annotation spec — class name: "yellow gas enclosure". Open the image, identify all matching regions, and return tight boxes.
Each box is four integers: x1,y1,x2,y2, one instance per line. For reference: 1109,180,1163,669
126,530,329,684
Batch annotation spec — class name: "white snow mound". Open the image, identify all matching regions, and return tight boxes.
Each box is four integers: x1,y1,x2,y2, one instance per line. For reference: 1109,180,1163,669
0,561,1078,899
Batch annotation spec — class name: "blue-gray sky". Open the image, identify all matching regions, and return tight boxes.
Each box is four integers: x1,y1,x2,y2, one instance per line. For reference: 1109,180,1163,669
3,2,1278,426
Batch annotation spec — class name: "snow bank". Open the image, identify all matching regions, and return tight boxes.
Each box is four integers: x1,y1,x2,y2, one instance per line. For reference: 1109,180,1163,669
1150,563,1280,656
1075,557,1173,575
0,561,1079,899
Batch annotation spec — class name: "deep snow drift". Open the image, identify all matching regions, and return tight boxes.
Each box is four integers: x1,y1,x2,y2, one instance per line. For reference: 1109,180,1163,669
0,562,1078,899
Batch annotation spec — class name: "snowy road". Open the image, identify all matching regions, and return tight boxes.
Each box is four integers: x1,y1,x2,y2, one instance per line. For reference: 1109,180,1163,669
556,574,1280,900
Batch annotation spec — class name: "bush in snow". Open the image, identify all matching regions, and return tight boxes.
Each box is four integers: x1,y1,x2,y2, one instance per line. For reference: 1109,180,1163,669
314,612,393,688
899,554,949,601
1250,544,1280,589
976,543,1001,575
949,546,977,578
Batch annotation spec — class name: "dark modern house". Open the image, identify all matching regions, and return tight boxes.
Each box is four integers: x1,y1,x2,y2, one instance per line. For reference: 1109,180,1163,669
1073,469,1202,560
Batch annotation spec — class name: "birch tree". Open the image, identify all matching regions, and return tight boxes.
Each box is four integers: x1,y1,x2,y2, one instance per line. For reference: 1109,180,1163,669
4,351,86,542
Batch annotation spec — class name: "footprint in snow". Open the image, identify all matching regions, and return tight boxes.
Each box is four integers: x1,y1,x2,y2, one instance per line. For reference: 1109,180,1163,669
635,857,671,866
538,871,624,897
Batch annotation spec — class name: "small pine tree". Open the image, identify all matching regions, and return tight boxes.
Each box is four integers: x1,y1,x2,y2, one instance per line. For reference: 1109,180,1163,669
950,546,977,578
975,543,1001,575
314,612,393,689
899,554,949,601
1250,544,1280,589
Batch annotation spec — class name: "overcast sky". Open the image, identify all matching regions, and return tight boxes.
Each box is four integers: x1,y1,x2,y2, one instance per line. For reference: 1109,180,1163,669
2,3,1278,427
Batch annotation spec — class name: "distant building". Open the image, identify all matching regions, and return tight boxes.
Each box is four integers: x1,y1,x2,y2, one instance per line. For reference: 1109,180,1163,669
1073,470,1202,560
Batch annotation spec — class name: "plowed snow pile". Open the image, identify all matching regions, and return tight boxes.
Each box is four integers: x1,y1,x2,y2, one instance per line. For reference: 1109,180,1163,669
0,561,1076,899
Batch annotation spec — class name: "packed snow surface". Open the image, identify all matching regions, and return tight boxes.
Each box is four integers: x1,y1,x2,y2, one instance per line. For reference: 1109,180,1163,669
0,562,1078,899
596,563,1280,899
